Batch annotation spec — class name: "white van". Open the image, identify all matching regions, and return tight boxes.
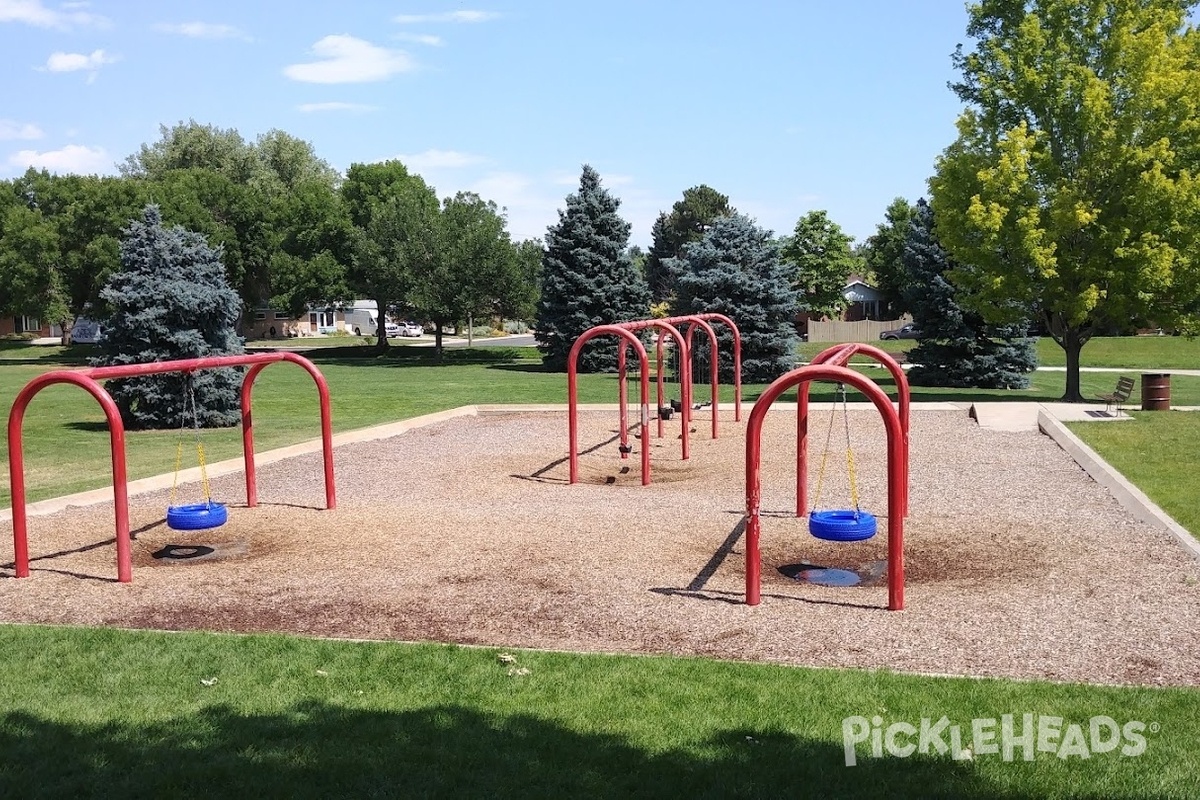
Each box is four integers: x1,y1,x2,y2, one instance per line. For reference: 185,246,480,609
70,318,104,344
344,308,381,336
344,306,401,338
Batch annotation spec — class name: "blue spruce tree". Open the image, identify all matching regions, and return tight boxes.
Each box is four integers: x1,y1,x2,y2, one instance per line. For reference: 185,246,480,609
671,214,799,383
902,200,1037,388
94,205,245,429
535,165,649,371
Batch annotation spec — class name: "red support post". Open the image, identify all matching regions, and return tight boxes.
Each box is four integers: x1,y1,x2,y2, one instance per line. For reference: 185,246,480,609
617,344,629,458
745,364,906,610
8,352,335,583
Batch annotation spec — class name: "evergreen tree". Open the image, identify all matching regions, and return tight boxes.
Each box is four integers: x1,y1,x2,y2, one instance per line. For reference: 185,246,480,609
536,165,649,372
93,205,244,429
671,213,799,383
902,200,1036,389
645,185,733,302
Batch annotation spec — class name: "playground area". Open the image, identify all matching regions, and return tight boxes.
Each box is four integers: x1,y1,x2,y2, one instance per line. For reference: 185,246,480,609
3,406,1200,687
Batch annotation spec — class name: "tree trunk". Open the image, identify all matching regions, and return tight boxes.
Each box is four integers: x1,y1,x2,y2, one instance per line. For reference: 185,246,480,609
434,322,444,362
373,296,389,353
1061,327,1085,402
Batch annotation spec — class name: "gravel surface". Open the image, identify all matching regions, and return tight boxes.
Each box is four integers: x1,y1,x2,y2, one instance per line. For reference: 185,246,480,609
3,408,1199,687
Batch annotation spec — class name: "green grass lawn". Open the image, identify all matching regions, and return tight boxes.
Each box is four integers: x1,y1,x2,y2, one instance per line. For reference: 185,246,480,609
0,625,1196,799
1067,411,1200,538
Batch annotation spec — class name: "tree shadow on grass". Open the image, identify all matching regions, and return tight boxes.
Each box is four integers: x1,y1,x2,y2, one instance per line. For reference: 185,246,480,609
0,702,1021,800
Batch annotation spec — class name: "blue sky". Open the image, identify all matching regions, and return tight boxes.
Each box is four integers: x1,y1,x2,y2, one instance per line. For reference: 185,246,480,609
1,0,973,247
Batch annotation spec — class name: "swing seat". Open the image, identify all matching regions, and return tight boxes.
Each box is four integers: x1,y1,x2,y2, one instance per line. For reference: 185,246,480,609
167,501,228,531
809,509,877,542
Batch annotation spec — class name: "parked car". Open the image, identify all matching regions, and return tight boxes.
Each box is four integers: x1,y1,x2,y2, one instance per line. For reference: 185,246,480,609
879,324,921,341
383,321,403,338
398,321,424,337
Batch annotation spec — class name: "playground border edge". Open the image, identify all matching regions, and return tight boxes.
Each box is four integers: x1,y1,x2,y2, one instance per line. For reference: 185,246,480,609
1037,410,1200,563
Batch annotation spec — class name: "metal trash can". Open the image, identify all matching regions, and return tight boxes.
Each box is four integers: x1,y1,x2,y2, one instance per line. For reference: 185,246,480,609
1141,373,1171,411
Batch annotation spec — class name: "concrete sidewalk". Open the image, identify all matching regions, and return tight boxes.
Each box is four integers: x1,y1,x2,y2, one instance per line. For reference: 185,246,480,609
969,401,1200,432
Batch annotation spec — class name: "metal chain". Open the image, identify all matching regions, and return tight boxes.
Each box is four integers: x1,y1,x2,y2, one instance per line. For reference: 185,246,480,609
810,383,840,512
168,373,212,506
842,383,861,514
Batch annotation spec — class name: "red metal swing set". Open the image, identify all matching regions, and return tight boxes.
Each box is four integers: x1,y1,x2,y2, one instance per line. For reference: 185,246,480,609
8,352,336,583
567,325,911,610
566,313,743,485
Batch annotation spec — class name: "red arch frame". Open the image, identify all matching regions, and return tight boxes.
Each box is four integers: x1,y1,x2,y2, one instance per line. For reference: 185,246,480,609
745,363,906,610
800,343,911,517
568,326,652,485
8,352,336,583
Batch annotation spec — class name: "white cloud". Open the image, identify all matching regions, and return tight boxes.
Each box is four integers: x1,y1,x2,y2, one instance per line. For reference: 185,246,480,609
7,143,110,174
153,21,252,41
0,119,43,140
392,10,499,24
0,0,108,28
393,32,443,46
296,101,378,113
284,35,415,84
396,149,486,169
43,49,117,73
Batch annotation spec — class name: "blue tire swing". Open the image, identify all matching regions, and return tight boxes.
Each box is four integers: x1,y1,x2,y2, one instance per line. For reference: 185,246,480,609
166,373,228,531
809,382,876,542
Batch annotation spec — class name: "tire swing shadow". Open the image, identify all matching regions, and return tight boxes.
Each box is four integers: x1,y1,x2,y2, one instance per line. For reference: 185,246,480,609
650,513,888,610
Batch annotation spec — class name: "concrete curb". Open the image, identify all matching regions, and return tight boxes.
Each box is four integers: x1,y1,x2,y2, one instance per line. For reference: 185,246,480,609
1037,410,1200,563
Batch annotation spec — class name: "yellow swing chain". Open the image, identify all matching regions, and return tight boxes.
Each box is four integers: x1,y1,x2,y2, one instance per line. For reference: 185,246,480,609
842,384,861,513
809,383,840,513
811,382,862,515
168,373,213,507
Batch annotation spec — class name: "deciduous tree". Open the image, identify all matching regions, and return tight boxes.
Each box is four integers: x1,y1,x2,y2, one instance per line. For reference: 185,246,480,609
860,197,918,316
342,161,439,351
930,0,1200,401
781,210,859,319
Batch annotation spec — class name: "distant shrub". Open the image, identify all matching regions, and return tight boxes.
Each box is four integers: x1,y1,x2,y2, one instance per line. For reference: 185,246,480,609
503,320,530,334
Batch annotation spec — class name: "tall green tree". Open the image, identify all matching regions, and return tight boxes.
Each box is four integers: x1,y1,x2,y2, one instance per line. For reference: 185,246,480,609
93,206,243,429
536,165,649,371
416,192,514,356
0,203,63,325
341,161,439,351
781,210,859,319
147,168,275,312
930,0,1200,401
902,200,1037,388
268,179,353,318
498,238,543,323
120,120,258,184
860,197,918,316
645,185,733,302
671,213,799,383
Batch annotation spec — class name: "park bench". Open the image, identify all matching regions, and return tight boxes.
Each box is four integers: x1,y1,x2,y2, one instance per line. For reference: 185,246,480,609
1096,375,1135,416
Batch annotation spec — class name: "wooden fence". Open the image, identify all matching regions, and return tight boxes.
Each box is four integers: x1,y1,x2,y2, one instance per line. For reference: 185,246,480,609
806,318,911,343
